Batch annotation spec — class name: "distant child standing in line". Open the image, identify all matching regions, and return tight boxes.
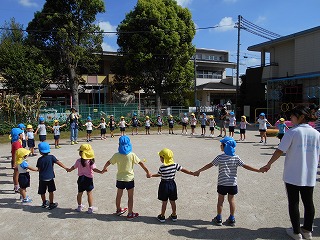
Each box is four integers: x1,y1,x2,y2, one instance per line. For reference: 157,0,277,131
36,142,67,210
18,123,27,148
277,118,289,143
97,117,107,140
26,125,37,156
145,116,152,135
181,113,189,135
194,137,261,226
150,148,194,223
102,136,151,220
118,116,128,136
11,128,24,193
67,144,104,214
256,113,273,144
238,116,251,141
48,120,66,149
200,113,208,137
16,148,38,203
130,113,140,135
34,117,47,142
168,115,175,134
83,116,95,142
156,115,163,134
228,112,236,137
109,115,116,138
190,113,197,135
209,115,216,137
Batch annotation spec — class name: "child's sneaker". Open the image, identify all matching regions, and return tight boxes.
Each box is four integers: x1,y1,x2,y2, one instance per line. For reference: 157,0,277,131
48,202,58,210
157,214,165,223
212,216,222,226
300,227,312,240
71,141,75,145
87,207,94,214
22,197,32,203
41,200,49,208
227,217,236,226
127,212,139,220
116,208,128,216
14,187,20,193
76,204,85,212
170,214,177,222
259,140,263,143
55,146,59,149
286,228,302,240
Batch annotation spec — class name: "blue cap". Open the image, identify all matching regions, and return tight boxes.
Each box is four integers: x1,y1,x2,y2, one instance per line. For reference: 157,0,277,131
118,136,132,155
133,113,137,116
184,113,187,116
202,113,206,117
229,112,234,115
39,117,45,122
38,142,50,153
11,128,23,142
259,113,265,116
87,116,92,121
220,137,236,156
17,123,26,129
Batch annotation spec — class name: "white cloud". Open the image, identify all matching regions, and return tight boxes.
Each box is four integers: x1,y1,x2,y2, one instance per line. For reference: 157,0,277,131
176,0,193,7
19,0,38,7
99,21,117,37
223,0,238,3
213,17,236,32
102,42,117,52
255,16,266,25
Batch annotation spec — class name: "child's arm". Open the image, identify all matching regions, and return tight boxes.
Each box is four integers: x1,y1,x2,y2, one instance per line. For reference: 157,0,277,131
60,123,67,128
181,168,194,176
194,162,214,176
47,126,53,131
266,120,273,127
27,166,38,172
56,160,67,170
93,168,104,174
67,165,76,172
260,149,283,172
102,161,111,172
150,173,161,177
138,162,151,178
243,164,261,173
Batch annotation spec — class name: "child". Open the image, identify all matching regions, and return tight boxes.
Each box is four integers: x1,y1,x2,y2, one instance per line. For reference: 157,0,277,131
194,137,261,226
145,116,152,135
130,113,140,135
150,148,194,223
256,113,273,144
200,113,208,137
83,116,95,142
217,106,227,137
228,112,236,137
102,136,151,220
190,113,197,135
118,116,128,136
34,117,47,142
168,115,175,134
67,144,103,214
97,117,107,139
26,125,37,156
36,142,67,210
181,113,189,135
11,128,24,193
209,115,216,137
238,116,251,141
277,118,289,143
109,115,116,138
16,148,38,203
156,115,163,134
17,123,27,148
48,120,66,149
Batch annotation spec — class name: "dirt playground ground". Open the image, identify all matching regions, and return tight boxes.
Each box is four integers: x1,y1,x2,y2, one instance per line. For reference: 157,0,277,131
0,129,319,240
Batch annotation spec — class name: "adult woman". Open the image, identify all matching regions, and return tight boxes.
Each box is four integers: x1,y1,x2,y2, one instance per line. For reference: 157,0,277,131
68,107,80,145
261,105,319,240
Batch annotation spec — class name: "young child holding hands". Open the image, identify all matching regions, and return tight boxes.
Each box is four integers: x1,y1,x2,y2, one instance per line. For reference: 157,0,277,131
194,137,261,226
67,144,104,214
150,148,194,223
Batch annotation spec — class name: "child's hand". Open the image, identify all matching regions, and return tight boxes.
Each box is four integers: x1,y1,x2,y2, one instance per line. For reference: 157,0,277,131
103,168,108,173
193,171,200,177
259,165,270,173
146,172,151,178
66,168,70,172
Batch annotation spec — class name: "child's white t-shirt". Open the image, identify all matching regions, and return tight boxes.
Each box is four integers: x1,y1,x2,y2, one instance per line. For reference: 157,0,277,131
190,118,197,126
85,122,93,130
119,120,126,128
229,117,236,127
209,119,215,127
37,124,47,135
258,118,267,130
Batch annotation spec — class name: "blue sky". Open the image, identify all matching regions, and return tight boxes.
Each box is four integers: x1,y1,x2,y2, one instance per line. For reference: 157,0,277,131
1,0,320,74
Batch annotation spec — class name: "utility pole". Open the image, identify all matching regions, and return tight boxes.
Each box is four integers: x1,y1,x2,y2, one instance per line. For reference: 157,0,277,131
194,56,197,107
236,15,241,116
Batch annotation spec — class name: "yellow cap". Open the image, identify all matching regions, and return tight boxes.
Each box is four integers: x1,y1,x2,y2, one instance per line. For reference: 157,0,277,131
210,115,214,119
78,144,95,159
121,116,124,119
158,148,174,166
169,115,173,118
26,125,33,129
191,113,195,116
241,116,246,120
146,116,149,119
279,118,285,122
54,120,59,123
15,148,31,165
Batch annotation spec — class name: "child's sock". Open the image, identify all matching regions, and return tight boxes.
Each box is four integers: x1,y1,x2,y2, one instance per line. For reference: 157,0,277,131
216,214,222,220
229,215,235,220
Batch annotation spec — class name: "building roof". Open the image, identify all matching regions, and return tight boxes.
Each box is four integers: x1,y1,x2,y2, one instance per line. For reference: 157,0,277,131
248,26,320,52
196,82,236,91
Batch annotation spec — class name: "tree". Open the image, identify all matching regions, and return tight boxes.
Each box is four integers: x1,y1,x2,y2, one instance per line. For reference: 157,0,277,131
113,0,196,113
26,0,105,110
0,19,52,97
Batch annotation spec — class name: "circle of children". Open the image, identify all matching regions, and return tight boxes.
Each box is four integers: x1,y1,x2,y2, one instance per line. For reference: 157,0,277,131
8,104,316,233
